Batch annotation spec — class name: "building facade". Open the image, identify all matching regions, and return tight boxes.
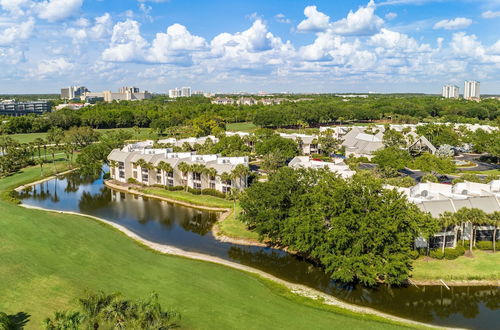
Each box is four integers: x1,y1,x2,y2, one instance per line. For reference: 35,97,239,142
0,101,51,116
464,80,480,100
441,85,459,99
61,86,89,99
108,145,249,193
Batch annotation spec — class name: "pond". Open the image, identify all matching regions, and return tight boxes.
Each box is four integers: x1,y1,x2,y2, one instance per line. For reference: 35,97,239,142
19,171,499,329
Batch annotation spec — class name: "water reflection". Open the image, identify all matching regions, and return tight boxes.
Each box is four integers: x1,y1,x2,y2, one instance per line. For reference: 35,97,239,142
19,171,499,329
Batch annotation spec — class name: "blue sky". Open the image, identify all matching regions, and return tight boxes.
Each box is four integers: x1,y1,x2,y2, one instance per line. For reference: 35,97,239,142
1,0,500,94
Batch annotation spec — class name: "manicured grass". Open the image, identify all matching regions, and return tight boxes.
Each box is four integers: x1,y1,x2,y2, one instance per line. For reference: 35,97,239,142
226,122,258,132
412,250,500,281
142,187,233,209
0,167,412,329
459,169,500,175
217,205,260,241
7,127,156,144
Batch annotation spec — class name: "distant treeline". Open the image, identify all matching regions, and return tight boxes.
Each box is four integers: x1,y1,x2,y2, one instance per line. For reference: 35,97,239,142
1,95,499,134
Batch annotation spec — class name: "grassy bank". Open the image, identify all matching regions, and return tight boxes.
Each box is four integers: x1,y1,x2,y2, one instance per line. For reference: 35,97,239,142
412,250,500,281
217,205,260,241
226,122,257,132
0,166,413,329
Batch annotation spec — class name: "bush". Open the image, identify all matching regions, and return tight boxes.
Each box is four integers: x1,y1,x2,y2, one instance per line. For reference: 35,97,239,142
420,173,438,183
127,178,139,184
166,185,184,191
103,172,111,180
385,176,415,187
476,241,493,250
429,250,444,259
444,246,465,260
201,188,226,199
409,250,419,260
187,187,202,195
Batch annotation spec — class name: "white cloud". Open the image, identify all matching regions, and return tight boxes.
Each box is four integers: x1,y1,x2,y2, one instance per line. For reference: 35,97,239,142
147,24,207,64
297,1,384,35
482,11,500,19
275,13,291,24
369,28,430,52
36,0,83,22
297,6,330,32
433,17,472,30
0,0,31,16
34,57,73,76
102,19,148,62
0,18,34,46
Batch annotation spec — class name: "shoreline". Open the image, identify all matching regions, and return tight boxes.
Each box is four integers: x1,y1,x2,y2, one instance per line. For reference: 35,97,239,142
20,177,500,287
19,203,445,329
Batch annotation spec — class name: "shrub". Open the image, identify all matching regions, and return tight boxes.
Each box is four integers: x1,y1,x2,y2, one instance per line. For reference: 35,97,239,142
420,173,438,183
127,178,139,184
385,176,415,187
444,246,465,260
476,241,493,250
409,250,419,260
103,172,111,180
201,188,226,199
187,187,202,195
429,250,444,259
166,185,184,191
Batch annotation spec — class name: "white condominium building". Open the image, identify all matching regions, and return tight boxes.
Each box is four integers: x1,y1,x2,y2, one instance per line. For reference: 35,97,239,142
464,80,480,100
442,85,459,99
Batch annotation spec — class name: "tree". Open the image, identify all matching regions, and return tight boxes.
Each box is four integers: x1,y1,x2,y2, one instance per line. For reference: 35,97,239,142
435,144,454,158
488,211,500,253
372,147,411,177
255,135,299,160
317,130,340,156
78,291,118,330
47,127,64,174
412,153,456,174
438,212,456,254
453,208,488,255
65,126,100,149
230,164,250,190
383,129,406,148
177,162,191,191
156,161,173,186
260,151,287,173
0,312,15,330
43,311,83,330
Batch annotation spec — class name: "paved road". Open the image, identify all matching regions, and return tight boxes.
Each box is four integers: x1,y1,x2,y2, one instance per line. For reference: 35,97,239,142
457,153,500,172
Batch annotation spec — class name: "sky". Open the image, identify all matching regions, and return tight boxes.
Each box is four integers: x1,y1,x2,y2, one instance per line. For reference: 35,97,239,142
1,0,500,94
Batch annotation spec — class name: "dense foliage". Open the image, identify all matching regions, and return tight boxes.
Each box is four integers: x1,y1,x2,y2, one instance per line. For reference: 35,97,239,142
239,167,436,286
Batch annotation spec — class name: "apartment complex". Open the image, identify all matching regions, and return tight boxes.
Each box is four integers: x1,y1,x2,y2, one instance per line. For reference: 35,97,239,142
279,133,319,155
108,142,249,193
441,85,459,99
61,86,89,99
464,80,480,100
0,101,51,116
168,87,191,98
288,156,355,178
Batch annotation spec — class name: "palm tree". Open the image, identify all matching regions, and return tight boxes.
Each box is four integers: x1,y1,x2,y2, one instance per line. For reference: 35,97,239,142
205,167,218,189
156,161,173,186
177,162,191,191
133,293,179,329
36,157,45,176
0,312,15,330
109,160,118,179
439,212,455,254
102,298,134,330
231,164,250,190
488,211,500,253
43,311,83,330
226,187,240,216
190,163,207,192
454,208,488,255
78,291,118,330
34,137,45,160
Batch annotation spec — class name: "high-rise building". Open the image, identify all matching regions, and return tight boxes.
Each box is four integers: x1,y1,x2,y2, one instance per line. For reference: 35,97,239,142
441,85,459,99
181,87,191,97
61,86,89,99
119,86,140,94
464,80,480,100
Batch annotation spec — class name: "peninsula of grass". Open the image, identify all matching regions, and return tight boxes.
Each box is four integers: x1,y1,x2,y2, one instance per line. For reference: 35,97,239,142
0,166,417,329
411,250,500,281
141,186,233,209
217,205,260,241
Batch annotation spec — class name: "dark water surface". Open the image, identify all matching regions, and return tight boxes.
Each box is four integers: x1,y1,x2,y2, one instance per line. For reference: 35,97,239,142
19,172,499,329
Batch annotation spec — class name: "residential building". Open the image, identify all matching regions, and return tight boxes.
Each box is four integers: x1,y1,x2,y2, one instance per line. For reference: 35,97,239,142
157,135,219,148
279,133,319,155
237,97,257,106
168,87,191,98
61,86,89,99
387,180,500,248
108,146,250,193
211,97,235,105
464,80,480,100
0,101,51,116
181,87,191,97
288,156,355,179
441,85,459,99
341,127,384,159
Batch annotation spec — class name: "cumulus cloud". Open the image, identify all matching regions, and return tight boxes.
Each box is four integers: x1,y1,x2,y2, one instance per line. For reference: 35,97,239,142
482,11,500,19
0,0,31,16
0,18,34,46
35,0,83,22
433,17,472,30
34,57,73,76
297,6,330,32
147,24,207,64
102,19,148,62
385,12,397,20
369,28,430,52
297,1,384,35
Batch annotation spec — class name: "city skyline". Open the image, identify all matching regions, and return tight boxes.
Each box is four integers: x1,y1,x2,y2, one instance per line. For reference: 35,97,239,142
1,0,500,94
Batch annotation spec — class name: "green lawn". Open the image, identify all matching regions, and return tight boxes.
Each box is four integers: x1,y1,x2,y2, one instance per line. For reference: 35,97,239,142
459,169,500,175
7,127,156,144
0,166,413,329
141,187,233,209
412,250,500,281
226,122,258,132
217,205,260,241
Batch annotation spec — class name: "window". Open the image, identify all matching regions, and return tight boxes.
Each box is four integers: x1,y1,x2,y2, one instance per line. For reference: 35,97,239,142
194,182,201,189
156,175,162,183
167,172,173,178
167,179,174,187
133,172,137,179
119,171,125,179
193,173,201,181
210,182,215,189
